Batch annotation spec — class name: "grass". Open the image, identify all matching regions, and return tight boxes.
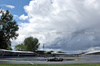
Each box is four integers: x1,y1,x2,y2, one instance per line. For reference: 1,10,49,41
0,64,100,66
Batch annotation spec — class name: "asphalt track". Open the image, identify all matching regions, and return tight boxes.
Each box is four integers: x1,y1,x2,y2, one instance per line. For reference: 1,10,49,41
0,57,100,64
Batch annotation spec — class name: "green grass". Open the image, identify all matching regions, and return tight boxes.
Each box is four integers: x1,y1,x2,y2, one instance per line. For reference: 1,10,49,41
0,64,100,66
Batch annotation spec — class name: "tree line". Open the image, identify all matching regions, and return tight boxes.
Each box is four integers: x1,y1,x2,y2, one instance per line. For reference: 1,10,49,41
0,9,40,51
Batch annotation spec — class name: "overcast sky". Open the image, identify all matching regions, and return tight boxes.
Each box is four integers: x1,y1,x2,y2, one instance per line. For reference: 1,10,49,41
0,0,100,54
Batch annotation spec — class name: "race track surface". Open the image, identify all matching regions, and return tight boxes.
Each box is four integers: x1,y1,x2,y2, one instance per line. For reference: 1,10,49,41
0,57,100,64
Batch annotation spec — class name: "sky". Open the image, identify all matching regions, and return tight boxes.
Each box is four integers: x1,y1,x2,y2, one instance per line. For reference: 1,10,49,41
0,0,100,54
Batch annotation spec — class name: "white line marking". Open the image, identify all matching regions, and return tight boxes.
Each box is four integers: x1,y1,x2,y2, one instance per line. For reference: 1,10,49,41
28,61,34,65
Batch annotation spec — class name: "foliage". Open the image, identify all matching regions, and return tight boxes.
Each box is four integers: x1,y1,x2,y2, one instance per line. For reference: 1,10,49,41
14,37,40,51
0,10,19,49
6,46,12,50
24,37,40,51
14,44,25,51
46,50,54,54
57,51,65,53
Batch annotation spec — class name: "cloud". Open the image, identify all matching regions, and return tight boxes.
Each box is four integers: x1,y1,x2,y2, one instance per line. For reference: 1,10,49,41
4,5,15,9
19,14,28,20
12,0,100,53
13,15,18,19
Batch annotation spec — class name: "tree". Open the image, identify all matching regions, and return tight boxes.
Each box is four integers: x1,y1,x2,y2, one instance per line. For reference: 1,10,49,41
0,10,19,49
14,44,25,51
6,46,12,50
57,51,65,53
46,51,54,54
24,37,40,51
